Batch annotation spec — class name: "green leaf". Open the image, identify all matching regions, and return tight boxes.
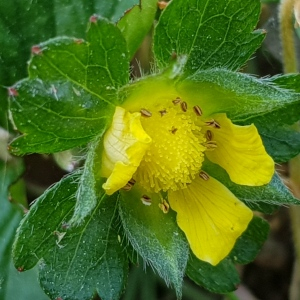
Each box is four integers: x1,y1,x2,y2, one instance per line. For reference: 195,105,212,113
5,262,49,300
94,0,139,23
187,216,269,293
39,196,128,300
0,0,135,97
117,0,158,59
9,17,129,155
28,18,129,101
202,159,299,214
119,186,189,298
12,172,80,270
0,0,55,130
13,171,128,300
9,78,111,155
0,156,46,299
186,255,239,294
1,0,137,131
53,0,138,34
0,158,24,299
153,0,264,73
230,216,269,264
0,1,56,84
0,89,10,130
85,17,129,97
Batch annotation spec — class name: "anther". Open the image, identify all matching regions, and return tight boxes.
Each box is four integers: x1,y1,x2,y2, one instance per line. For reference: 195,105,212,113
206,130,213,141
159,109,167,116
205,119,221,129
193,105,202,116
205,141,217,149
172,97,182,105
140,108,152,117
180,101,188,112
141,195,152,206
122,178,136,191
158,200,169,213
199,171,210,181
170,126,178,134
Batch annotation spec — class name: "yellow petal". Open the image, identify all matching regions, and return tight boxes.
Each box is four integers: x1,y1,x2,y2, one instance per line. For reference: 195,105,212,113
205,113,274,186
168,175,253,265
101,106,152,195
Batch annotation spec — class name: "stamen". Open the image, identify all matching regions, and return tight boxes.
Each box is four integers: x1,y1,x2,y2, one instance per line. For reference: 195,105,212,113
170,126,178,134
180,101,188,112
121,184,132,191
193,105,202,116
140,109,152,117
141,195,152,205
136,105,206,192
199,171,210,180
158,199,170,213
159,109,167,116
205,119,220,129
129,178,136,185
172,97,182,105
205,141,217,149
121,178,136,191
206,130,213,141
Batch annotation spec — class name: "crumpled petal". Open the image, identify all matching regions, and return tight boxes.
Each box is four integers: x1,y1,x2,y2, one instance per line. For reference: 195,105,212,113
168,175,253,265
101,106,152,195
205,113,274,186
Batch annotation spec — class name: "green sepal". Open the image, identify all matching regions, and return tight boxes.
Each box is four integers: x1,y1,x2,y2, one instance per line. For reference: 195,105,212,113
177,69,300,162
187,216,269,293
70,134,105,225
119,186,189,298
117,0,158,59
12,171,128,300
9,17,129,155
154,0,264,73
270,73,300,93
254,122,300,163
202,159,299,214
178,69,300,123
242,74,300,162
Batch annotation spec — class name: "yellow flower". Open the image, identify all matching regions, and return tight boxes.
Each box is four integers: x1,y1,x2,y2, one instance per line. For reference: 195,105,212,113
100,78,274,266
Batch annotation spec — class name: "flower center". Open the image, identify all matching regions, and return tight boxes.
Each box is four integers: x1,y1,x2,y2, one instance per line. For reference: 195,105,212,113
134,102,206,192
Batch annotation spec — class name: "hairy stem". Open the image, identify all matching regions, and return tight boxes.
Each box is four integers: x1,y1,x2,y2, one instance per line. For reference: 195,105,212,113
279,0,298,73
